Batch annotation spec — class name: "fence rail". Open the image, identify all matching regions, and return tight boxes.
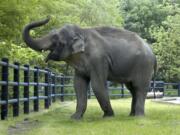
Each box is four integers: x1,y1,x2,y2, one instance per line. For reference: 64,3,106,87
0,58,66,120
0,58,180,120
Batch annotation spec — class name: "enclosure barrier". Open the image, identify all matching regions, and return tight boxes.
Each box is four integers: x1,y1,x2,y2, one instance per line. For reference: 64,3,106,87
0,58,68,120
0,58,180,120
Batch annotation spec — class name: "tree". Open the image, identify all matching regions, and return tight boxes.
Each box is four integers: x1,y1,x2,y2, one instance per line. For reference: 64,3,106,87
0,0,123,73
119,0,177,43
151,13,180,82
79,0,123,27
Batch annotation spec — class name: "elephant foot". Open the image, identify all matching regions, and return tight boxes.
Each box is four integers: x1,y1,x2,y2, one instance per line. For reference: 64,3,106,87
129,111,144,117
103,111,114,118
71,112,83,120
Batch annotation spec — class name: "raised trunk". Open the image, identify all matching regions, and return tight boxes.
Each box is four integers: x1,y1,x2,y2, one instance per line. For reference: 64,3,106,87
23,17,51,51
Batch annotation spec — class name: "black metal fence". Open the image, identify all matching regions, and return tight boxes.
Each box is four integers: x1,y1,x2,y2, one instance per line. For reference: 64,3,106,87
0,58,71,120
0,58,180,120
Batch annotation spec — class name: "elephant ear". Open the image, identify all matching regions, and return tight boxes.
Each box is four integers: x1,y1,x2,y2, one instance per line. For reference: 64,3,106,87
72,35,85,54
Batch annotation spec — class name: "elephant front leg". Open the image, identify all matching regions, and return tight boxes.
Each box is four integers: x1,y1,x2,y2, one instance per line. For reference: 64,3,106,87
71,72,90,120
91,73,114,118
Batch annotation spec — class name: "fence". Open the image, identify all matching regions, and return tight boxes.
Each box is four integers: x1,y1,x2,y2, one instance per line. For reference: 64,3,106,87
0,58,180,120
0,58,72,120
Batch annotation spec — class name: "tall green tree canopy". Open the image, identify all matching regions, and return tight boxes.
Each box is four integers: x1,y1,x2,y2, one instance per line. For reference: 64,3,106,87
0,0,179,81
0,0,122,72
119,0,178,43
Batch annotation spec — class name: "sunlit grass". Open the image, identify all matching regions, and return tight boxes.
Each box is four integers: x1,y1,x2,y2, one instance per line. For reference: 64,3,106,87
1,98,180,135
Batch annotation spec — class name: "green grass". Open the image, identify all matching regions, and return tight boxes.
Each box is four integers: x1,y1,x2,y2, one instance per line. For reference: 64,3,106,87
1,99,180,135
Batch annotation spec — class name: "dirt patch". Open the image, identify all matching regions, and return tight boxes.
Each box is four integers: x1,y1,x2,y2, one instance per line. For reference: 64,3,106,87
8,118,40,135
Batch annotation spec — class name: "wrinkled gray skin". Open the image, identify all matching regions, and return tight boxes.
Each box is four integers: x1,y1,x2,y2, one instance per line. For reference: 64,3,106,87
23,17,157,119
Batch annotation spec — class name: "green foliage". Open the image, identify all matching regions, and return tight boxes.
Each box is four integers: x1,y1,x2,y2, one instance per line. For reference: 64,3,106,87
119,0,177,43
0,0,179,81
79,0,123,27
0,41,44,65
151,13,180,82
0,0,122,74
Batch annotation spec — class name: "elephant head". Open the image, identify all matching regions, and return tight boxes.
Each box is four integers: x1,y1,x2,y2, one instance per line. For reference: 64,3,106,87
23,17,85,62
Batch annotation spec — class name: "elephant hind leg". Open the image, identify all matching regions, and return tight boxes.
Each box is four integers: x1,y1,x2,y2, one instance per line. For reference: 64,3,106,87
126,80,150,116
125,82,136,116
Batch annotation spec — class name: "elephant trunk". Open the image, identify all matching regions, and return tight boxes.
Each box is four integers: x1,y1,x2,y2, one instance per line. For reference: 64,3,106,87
22,17,51,51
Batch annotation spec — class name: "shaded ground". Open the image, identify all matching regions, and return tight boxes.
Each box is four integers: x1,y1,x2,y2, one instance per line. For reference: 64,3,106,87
5,101,74,135
8,119,39,135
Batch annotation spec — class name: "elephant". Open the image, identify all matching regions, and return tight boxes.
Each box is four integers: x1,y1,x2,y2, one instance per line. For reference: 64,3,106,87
23,17,157,119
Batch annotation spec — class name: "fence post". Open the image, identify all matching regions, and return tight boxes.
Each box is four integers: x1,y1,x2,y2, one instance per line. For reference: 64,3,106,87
49,71,52,106
121,84,124,98
13,62,20,117
60,75,64,102
1,58,9,120
45,69,50,109
52,73,56,102
34,66,39,112
178,82,180,97
24,65,30,114
162,81,165,97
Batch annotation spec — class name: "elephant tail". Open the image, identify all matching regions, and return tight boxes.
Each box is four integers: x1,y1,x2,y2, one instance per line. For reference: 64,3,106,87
153,56,157,99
